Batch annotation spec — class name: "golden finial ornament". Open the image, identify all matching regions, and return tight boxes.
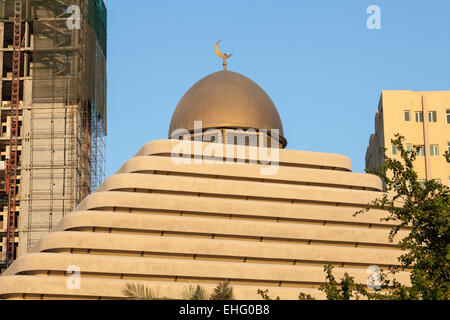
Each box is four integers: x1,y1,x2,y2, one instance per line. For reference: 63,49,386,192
215,40,233,70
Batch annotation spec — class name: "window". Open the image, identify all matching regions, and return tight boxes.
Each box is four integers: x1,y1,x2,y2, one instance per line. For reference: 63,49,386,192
448,142,450,154
447,109,450,124
406,144,413,153
428,111,437,122
417,145,425,156
404,110,411,121
415,112,423,122
392,145,397,155
430,144,439,156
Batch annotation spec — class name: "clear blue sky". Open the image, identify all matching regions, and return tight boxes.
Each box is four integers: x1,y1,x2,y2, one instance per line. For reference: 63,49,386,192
105,0,450,177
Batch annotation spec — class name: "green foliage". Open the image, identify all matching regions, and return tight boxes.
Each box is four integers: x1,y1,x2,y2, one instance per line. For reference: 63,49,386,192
295,265,375,300
298,292,315,300
210,280,234,300
319,265,368,300
122,283,170,300
182,284,209,300
444,151,450,163
257,289,280,300
261,264,375,300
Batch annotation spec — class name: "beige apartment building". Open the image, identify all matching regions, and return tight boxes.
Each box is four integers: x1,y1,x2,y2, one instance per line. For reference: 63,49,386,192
366,90,450,187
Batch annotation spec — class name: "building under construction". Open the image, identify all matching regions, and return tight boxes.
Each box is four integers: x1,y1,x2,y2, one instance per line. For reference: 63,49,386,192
0,0,107,272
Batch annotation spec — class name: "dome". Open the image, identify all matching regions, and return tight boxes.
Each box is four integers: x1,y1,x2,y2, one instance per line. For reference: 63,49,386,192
169,70,287,147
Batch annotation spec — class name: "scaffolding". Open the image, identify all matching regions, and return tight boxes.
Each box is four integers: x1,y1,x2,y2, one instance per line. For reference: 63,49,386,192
4,0,21,267
0,0,106,269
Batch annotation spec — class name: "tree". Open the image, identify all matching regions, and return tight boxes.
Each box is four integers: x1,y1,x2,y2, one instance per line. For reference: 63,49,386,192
356,134,449,299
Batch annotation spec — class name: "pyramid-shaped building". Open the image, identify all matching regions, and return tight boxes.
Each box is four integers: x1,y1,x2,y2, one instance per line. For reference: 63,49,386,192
0,69,409,300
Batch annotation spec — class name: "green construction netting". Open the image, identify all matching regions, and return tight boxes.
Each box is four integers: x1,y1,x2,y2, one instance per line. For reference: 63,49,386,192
88,0,107,58
0,1,106,58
